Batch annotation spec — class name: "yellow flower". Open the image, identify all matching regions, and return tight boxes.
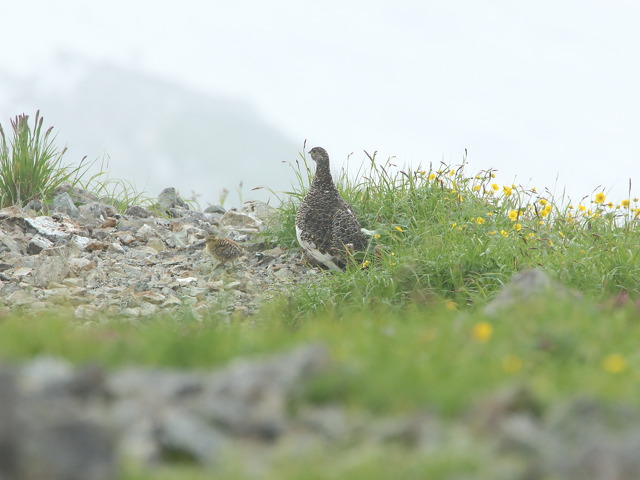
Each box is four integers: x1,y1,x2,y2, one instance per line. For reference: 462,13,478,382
472,322,493,342
527,232,535,239
539,198,548,206
500,230,509,238
503,185,513,197
428,173,436,181
531,187,537,193
635,208,640,218
540,204,552,218
508,210,519,221
417,170,426,176
603,354,627,374
395,226,403,232
578,204,586,211
559,231,565,238
594,192,606,204
451,222,457,228
502,354,522,373
488,230,497,235
487,212,493,216
449,169,455,177
361,260,371,268
606,202,614,208
445,300,457,311
491,183,499,191
472,185,481,192
634,197,639,203
475,217,485,225
621,199,630,208
491,173,496,178
514,223,522,231
373,233,381,239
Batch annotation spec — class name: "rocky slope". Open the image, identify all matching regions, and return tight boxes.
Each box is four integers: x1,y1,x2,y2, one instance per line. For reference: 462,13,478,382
0,185,315,321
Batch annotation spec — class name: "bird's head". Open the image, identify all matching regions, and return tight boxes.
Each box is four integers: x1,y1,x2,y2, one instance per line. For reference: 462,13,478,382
308,146,329,164
206,234,220,246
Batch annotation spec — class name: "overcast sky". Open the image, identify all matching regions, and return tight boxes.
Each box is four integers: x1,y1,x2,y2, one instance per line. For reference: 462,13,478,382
3,1,640,204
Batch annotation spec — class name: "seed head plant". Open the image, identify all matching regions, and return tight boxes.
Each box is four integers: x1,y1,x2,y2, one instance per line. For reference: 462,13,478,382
0,111,89,208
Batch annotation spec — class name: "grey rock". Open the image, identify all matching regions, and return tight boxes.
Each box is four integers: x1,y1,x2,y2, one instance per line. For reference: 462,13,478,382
24,198,44,212
195,344,330,437
20,419,115,480
0,364,115,480
156,408,228,464
108,368,203,402
204,204,226,214
157,187,189,211
31,255,70,288
297,405,352,441
125,205,154,218
78,202,117,220
219,209,262,232
242,200,276,221
484,269,581,315
54,184,101,205
19,356,75,394
0,370,19,479
69,257,96,275
52,192,80,218
0,229,24,254
27,234,54,255
24,216,84,243
5,289,36,306
540,399,640,480
136,224,162,242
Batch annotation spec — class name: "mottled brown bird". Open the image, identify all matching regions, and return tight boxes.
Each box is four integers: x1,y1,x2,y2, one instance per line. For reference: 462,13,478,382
295,146,367,270
205,234,244,268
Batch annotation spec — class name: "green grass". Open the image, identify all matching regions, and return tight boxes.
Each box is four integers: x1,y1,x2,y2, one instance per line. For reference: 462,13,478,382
0,111,91,208
3,297,640,479
262,148,640,322
0,111,154,212
2,144,640,478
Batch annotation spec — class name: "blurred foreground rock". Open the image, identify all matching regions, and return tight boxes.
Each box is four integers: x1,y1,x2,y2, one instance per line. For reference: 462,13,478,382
484,268,582,315
3,352,640,478
0,344,330,478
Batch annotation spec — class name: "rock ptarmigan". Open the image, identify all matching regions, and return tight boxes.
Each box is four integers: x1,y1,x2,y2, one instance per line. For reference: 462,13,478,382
205,234,244,269
295,146,367,271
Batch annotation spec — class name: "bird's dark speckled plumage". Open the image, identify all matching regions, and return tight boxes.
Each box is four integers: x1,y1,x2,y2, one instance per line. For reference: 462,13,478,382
205,234,244,268
295,146,367,270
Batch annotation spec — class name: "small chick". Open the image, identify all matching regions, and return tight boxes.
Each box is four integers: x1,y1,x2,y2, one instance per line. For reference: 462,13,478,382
205,234,244,269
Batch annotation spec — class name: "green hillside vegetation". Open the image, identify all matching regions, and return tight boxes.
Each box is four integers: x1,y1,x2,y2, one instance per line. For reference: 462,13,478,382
1,115,640,478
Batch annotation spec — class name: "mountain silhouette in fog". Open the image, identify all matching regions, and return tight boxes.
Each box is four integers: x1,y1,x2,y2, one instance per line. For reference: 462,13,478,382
0,57,298,206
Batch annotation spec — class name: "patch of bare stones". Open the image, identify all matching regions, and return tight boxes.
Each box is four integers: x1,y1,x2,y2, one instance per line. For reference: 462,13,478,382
0,186,318,322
